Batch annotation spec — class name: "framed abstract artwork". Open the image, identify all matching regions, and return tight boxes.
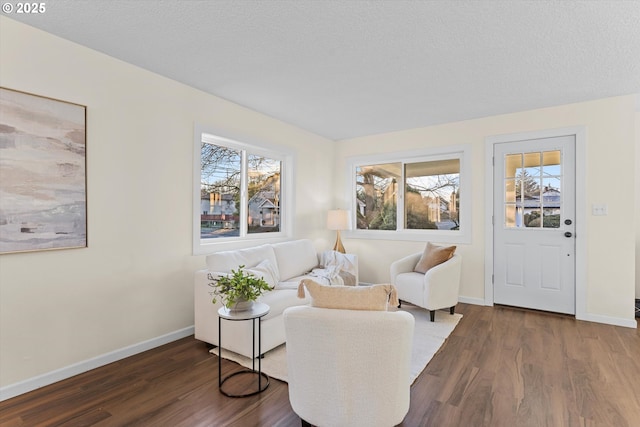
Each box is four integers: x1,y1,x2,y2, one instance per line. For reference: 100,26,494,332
0,87,87,254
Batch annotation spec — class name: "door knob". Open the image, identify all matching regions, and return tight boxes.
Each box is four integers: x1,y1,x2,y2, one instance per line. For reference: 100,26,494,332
564,232,572,238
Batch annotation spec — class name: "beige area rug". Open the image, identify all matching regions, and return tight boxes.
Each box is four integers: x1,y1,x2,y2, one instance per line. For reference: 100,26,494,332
210,304,462,385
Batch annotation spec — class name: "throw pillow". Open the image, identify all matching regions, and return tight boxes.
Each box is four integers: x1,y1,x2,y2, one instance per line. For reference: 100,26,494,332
414,242,456,274
297,279,398,311
245,259,279,289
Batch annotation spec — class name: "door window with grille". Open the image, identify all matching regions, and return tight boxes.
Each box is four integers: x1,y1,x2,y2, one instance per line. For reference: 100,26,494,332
504,150,562,229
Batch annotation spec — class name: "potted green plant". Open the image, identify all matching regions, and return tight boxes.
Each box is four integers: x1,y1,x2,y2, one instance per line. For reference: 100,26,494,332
207,265,272,311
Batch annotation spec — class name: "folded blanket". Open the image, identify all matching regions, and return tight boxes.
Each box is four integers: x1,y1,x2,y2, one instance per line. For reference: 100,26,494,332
309,250,357,286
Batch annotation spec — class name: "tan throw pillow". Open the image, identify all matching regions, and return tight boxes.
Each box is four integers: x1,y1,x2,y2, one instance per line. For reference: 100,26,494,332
414,242,456,274
297,279,398,311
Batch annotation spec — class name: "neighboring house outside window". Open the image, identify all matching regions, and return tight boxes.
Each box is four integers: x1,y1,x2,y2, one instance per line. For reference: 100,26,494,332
248,182,280,229
193,126,292,254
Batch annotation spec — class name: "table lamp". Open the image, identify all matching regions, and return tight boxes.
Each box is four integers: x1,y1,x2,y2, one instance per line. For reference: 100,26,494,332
327,209,351,253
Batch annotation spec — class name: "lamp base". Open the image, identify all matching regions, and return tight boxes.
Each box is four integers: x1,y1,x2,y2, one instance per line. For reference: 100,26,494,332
333,231,346,254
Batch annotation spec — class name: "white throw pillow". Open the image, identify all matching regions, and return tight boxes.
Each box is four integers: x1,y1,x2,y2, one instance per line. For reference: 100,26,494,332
245,259,279,289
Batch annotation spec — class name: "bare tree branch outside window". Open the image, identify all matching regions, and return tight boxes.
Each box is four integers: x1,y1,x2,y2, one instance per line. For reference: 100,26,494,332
200,143,281,239
355,159,460,231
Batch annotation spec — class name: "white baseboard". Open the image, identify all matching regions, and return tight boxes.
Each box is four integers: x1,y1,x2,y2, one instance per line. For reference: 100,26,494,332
576,313,637,329
482,301,637,329
458,296,486,306
0,325,195,402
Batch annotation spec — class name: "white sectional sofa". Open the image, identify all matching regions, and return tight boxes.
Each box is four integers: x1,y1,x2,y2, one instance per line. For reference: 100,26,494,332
194,239,358,358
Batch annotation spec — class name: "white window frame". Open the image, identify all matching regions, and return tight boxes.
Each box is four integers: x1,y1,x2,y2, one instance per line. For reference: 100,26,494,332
345,144,472,244
193,124,294,255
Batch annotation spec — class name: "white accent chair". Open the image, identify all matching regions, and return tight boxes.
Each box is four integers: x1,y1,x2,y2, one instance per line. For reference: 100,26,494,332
390,253,462,322
284,306,414,427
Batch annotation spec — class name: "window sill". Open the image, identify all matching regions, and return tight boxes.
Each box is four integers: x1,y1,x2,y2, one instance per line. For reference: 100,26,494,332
193,233,291,256
343,229,470,245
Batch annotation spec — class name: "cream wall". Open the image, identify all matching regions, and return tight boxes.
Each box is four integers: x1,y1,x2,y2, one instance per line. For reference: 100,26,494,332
0,18,335,390
335,96,637,323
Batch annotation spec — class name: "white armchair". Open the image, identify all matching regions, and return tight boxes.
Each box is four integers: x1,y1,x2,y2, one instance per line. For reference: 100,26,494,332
284,306,414,427
390,252,462,322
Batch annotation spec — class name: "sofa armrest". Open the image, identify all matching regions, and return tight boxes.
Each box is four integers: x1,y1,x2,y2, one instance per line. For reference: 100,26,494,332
194,269,225,345
390,252,422,284
339,253,359,285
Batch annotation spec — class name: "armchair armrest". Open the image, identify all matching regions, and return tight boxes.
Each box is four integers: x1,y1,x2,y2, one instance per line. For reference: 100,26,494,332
390,252,422,284
422,254,462,309
424,253,461,281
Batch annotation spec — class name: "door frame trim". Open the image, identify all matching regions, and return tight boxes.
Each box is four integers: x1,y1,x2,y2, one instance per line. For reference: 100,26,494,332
484,126,587,320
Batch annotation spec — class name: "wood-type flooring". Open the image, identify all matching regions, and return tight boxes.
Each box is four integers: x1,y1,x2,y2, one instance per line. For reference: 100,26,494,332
2,303,639,426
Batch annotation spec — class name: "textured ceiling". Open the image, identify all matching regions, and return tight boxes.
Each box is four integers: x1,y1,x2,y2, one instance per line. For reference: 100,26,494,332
7,0,640,140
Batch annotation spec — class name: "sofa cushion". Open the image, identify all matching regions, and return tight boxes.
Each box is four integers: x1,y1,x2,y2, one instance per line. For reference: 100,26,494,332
206,244,280,281
277,274,331,290
297,279,398,311
258,289,310,320
414,242,456,274
272,239,319,281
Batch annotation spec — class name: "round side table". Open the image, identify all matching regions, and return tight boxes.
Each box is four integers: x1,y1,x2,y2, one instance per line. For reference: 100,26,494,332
217,302,270,397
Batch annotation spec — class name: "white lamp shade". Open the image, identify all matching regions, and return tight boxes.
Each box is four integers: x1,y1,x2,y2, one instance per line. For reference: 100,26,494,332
327,209,351,230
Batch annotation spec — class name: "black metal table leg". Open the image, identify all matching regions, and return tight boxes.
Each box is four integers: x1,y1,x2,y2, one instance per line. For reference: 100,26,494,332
217,303,270,398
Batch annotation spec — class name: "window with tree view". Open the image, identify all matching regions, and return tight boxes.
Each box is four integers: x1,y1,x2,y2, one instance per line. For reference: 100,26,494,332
504,150,561,228
355,155,463,234
200,138,282,241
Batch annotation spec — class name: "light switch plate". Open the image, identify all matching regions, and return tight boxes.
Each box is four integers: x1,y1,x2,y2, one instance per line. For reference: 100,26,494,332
591,204,608,216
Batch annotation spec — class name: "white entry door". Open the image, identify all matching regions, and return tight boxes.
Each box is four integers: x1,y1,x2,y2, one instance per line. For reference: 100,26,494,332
493,135,576,314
